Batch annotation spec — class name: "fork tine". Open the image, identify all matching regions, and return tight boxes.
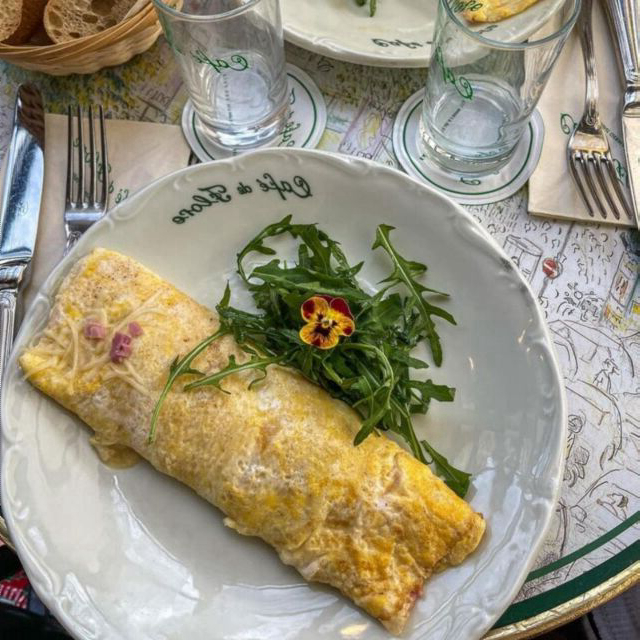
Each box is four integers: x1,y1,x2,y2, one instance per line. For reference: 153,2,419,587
603,152,634,220
584,153,609,219
65,106,73,208
98,105,108,211
77,105,84,208
88,105,96,206
63,103,108,257
593,153,621,220
569,151,597,218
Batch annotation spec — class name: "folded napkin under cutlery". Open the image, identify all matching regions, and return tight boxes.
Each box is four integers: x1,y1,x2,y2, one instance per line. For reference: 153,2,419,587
529,0,634,227
17,115,191,311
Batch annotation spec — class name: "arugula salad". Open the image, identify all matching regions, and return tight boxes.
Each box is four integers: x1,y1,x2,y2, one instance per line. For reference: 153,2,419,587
151,216,471,497
354,0,378,17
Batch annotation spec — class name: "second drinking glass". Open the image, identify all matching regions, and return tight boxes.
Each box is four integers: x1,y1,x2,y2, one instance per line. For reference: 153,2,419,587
153,0,289,150
420,0,581,174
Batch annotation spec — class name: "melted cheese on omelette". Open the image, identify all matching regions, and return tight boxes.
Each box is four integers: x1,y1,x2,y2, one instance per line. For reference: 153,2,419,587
20,248,485,634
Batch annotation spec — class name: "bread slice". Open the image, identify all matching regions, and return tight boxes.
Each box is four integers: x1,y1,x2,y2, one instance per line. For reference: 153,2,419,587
43,0,137,43
1,0,47,45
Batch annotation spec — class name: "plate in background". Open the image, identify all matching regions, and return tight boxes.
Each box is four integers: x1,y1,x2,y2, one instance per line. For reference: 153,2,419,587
282,0,567,68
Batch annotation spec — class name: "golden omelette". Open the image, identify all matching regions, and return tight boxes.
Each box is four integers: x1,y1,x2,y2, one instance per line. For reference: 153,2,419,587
20,248,485,634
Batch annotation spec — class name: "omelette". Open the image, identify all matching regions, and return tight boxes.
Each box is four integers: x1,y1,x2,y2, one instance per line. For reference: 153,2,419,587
20,248,485,634
462,0,542,23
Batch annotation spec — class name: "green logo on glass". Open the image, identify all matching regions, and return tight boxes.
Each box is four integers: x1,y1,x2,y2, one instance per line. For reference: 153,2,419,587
191,49,249,73
450,0,483,11
434,45,473,100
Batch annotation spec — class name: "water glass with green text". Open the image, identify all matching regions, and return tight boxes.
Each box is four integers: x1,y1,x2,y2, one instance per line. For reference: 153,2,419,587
153,0,288,150
420,0,580,174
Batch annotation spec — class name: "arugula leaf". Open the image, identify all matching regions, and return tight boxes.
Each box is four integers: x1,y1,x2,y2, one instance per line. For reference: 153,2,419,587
183,353,287,392
372,225,455,366
354,0,376,15
150,218,471,497
421,440,471,498
408,379,455,402
236,215,293,283
148,327,228,443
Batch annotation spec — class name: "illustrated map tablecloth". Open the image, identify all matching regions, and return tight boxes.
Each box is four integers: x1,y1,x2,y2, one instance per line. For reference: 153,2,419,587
0,37,638,638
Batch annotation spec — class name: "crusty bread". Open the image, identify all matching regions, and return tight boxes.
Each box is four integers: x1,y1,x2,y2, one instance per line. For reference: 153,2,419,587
1,0,47,45
0,2,21,43
43,0,137,43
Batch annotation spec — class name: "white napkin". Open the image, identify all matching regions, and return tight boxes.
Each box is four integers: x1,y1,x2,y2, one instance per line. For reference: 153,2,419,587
528,0,634,227
23,114,191,310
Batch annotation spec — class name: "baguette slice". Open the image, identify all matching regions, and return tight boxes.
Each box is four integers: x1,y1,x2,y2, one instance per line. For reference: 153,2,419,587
43,0,137,43
1,0,47,45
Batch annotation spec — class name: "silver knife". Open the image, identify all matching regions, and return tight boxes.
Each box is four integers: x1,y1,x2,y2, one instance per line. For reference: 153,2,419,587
0,84,45,548
603,0,640,228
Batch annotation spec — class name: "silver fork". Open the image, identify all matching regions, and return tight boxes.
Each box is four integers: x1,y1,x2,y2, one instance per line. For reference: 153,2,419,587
567,0,633,222
64,105,108,255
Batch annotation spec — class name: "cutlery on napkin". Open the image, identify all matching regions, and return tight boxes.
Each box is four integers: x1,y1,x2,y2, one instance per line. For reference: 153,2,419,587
21,115,190,311
528,0,634,227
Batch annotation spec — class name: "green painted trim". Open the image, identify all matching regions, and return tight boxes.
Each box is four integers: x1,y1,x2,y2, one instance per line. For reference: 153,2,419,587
401,99,534,196
526,511,640,582
190,69,319,160
293,74,318,149
493,542,640,628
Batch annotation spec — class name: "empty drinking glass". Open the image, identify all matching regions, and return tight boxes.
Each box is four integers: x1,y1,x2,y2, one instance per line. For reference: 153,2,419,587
153,0,289,150
420,0,580,174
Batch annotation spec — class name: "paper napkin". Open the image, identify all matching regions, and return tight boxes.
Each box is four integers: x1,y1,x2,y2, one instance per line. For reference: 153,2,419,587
23,114,191,310
528,0,634,227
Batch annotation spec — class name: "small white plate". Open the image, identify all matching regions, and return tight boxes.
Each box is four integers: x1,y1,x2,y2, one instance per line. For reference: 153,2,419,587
2,149,566,640
282,0,566,68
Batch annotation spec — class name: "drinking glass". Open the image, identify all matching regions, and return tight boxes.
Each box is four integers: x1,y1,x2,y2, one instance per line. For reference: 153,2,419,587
153,0,289,150
419,0,580,174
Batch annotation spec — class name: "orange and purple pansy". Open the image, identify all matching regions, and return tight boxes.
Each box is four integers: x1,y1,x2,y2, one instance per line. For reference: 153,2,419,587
299,295,355,349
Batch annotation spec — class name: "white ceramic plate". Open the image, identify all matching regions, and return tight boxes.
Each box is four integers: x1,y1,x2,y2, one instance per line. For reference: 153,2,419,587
1,149,566,640
282,0,566,68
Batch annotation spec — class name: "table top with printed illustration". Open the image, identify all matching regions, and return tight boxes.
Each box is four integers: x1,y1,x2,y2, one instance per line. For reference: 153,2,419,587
0,36,638,640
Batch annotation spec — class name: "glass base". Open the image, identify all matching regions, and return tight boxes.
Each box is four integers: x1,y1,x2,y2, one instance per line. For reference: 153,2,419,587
392,89,545,205
418,118,518,176
182,64,328,163
195,99,289,151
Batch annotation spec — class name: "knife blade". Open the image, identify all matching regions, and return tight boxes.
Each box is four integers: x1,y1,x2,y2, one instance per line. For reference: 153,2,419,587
603,0,640,228
0,84,45,548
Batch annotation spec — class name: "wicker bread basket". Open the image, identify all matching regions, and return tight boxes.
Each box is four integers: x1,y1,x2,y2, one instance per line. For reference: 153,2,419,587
0,3,162,75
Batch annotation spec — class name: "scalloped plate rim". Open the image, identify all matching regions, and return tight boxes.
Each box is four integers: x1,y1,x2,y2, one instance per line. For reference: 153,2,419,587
1,148,567,640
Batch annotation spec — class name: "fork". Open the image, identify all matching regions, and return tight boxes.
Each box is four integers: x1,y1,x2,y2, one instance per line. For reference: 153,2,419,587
567,0,633,222
64,105,108,255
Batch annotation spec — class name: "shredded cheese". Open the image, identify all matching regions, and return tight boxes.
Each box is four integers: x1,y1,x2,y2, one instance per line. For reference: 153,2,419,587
110,291,163,341
26,291,168,397
61,313,80,389
43,329,67,348
103,366,152,397
22,356,63,380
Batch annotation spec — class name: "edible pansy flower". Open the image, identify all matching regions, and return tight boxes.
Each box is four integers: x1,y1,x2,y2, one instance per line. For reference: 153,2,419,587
299,295,355,349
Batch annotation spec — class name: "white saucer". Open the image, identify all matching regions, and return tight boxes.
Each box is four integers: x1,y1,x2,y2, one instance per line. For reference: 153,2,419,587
393,89,545,205
182,64,327,162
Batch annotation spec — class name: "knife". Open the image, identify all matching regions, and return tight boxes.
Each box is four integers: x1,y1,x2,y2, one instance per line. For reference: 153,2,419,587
0,84,45,548
603,0,640,228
